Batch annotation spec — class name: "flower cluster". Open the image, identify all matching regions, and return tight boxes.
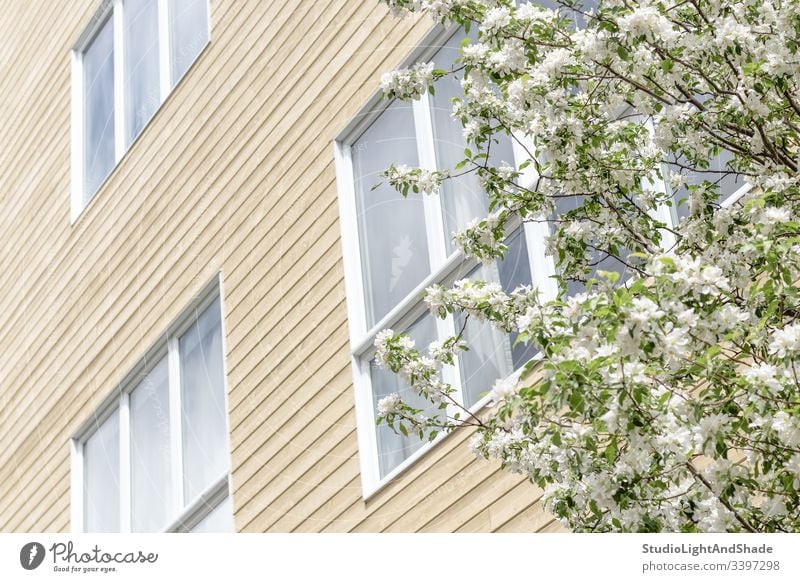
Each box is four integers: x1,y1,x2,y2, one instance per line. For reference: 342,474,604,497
380,61,439,100
372,0,800,533
383,164,445,196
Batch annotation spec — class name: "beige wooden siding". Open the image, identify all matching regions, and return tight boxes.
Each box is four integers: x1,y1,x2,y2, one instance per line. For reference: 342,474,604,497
0,0,555,533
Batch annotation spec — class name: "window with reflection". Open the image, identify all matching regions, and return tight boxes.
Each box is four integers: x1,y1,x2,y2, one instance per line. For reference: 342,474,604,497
75,0,209,212
76,293,232,533
342,28,543,483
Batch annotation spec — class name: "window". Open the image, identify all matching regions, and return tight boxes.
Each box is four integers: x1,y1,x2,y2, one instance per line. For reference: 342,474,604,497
335,27,556,496
71,285,232,533
338,13,748,498
71,0,210,220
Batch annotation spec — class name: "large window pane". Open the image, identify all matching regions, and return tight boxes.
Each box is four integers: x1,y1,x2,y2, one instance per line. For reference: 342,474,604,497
84,411,120,533
553,194,629,296
130,356,172,532
430,29,516,254
124,0,161,145
372,314,439,477
180,298,228,502
83,16,115,201
457,227,537,406
189,496,233,532
353,101,431,326
170,0,209,85
667,149,745,223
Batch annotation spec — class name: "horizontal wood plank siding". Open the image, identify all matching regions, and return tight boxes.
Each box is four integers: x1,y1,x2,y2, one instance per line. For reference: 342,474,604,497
0,0,557,533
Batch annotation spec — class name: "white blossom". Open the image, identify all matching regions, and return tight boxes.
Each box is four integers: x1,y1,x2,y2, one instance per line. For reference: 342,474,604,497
377,393,402,416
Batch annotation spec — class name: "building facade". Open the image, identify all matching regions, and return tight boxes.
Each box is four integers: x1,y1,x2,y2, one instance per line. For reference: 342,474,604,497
0,0,568,533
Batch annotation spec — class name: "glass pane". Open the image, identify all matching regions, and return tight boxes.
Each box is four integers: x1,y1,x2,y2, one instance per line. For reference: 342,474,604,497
371,314,439,478
553,195,628,296
180,297,229,502
353,101,431,326
189,495,234,532
130,355,172,532
83,16,115,202
170,0,209,85
430,29,516,254
668,149,744,223
457,227,537,406
84,410,120,533
529,0,597,28
125,0,161,145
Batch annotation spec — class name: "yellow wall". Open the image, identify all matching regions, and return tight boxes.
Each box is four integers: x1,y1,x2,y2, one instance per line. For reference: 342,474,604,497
0,0,553,532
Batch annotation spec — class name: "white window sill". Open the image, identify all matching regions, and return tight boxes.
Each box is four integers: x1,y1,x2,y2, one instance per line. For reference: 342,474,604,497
162,471,231,533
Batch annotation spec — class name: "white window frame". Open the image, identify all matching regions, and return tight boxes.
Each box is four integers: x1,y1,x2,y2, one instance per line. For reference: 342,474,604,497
70,0,211,223
70,274,233,533
334,24,558,501
335,24,754,501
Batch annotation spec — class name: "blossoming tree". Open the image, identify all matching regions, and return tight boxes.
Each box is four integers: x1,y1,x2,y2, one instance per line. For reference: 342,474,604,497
372,0,800,532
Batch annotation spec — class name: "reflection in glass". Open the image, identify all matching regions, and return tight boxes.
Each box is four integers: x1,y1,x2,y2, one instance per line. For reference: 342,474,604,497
353,101,431,326
125,0,161,145
430,28,516,253
667,149,744,223
457,227,537,406
84,411,120,533
170,0,209,85
130,356,172,532
83,16,115,201
372,315,440,477
180,298,228,502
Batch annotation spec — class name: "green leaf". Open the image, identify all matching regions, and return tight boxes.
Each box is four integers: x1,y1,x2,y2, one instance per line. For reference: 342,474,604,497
597,270,620,283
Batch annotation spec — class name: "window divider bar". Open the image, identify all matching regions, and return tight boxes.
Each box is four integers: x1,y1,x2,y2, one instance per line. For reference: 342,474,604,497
119,392,132,533
351,250,467,358
168,336,185,515
523,219,558,302
352,356,380,497
113,0,125,160
510,131,559,302
411,95,465,401
412,97,448,269
438,312,465,409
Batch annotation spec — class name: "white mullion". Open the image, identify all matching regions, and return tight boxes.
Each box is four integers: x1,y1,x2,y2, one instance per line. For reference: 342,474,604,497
113,0,125,160
412,96,466,412
413,98,448,268
644,118,678,250
438,311,465,413
119,392,131,533
70,440,85,532
523,219,558,302
157,0,171,97
511,130,559,302
353,356,381,497
168,336,185,513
